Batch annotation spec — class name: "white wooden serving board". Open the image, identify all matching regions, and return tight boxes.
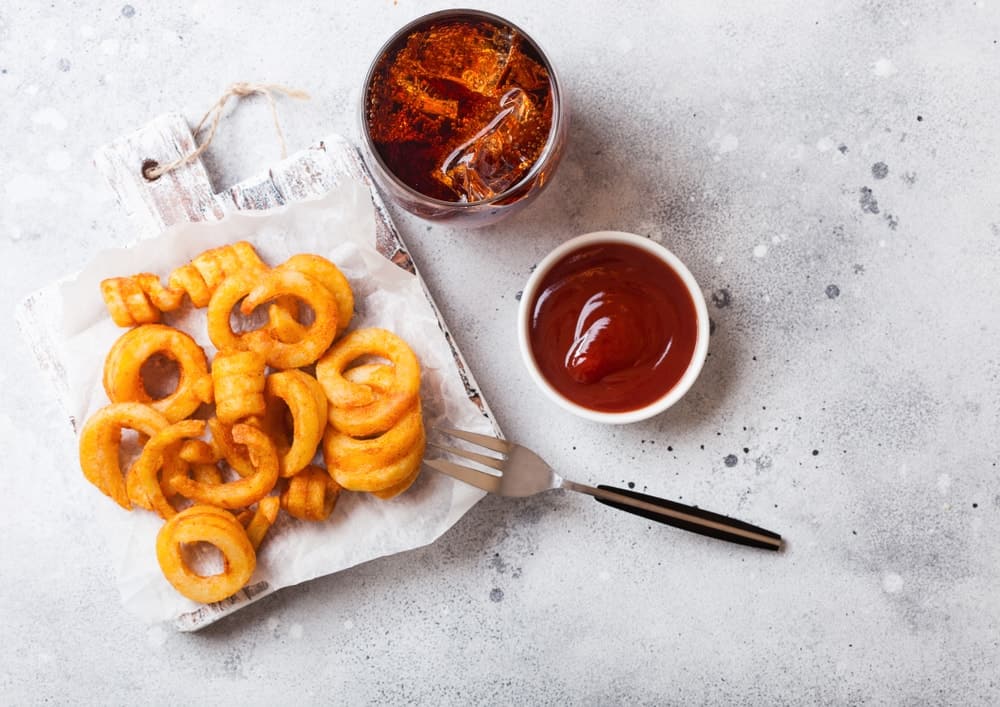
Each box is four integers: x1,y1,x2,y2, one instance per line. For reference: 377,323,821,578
16,113,500,630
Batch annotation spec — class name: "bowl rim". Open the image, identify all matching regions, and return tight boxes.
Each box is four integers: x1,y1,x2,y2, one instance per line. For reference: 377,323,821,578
516,231,711,424
359,7,565,209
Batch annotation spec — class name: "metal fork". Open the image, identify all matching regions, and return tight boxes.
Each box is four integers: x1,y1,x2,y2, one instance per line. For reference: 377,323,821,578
426,428,783,551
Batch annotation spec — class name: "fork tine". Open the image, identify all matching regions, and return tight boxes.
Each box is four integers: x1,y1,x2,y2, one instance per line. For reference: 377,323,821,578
425,459,501,494
427,442,505,471
435,427,512,453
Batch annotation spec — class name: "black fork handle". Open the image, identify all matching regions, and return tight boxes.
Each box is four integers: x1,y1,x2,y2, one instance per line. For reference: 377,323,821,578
564,481,783,551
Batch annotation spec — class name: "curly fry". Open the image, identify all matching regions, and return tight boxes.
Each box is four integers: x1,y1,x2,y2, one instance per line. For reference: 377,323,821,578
178,439,217,465
208,417,257,477
240,496,281,549
208,269,338,369
171,424,279,509
322,402,424,473
323,419,425,494
126,450,191,510
212,350,267,424
316,328,421,436
134,419,207,519
127,441,221,510
266,304,308,344
371,465,421,500
100,275,176,327
168,241,268,307
78,402,171,509
270,254,354,341
321,388,425,495
103,324,213,422
100,242,270,326
156,505,256,604
280,465,341,521
266,370,328,477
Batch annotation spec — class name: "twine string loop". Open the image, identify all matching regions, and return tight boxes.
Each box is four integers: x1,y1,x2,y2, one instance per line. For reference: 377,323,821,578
145,81,310,180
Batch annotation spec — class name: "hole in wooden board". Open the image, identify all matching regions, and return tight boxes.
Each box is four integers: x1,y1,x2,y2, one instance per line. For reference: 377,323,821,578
142,159,161,181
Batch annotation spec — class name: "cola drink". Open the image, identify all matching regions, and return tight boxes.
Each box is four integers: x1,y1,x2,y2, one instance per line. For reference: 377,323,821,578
364,11,563,219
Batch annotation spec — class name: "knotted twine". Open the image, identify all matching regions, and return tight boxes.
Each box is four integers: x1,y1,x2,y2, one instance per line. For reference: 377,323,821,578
144,82,311,180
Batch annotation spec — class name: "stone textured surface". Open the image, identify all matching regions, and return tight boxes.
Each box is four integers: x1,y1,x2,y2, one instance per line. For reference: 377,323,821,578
2,1,999,704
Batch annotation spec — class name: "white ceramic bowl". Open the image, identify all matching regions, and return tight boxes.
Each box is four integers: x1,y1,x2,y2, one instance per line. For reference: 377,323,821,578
517,230,710,424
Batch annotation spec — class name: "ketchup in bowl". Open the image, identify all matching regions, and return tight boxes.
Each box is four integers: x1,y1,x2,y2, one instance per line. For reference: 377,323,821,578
526,241,700,413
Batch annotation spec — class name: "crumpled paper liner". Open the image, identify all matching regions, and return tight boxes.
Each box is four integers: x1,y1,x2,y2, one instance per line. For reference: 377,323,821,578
41,178,489,625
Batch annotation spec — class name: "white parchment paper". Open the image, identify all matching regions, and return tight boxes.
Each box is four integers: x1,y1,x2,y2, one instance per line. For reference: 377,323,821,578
46,178,488,625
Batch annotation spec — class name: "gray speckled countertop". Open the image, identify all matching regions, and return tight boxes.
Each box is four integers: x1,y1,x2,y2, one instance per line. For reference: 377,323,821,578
2,1,999,704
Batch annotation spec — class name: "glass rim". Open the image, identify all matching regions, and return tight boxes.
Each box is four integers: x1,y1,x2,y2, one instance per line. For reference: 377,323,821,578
359,7,565,210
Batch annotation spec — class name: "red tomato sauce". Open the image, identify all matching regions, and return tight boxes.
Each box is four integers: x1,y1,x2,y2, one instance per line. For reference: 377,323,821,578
527,242,699,412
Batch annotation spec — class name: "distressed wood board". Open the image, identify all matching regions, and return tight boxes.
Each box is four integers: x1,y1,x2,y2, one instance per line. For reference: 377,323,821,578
15,113,501,630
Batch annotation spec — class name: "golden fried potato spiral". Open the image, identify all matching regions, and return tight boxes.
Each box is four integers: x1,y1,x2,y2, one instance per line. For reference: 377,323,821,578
103,324,213,422
100,274,185,327
167,241,268,308
316,328,421,437
78,402,171,509
156,505,256,604
236,496,281,550
170,424,279,510
212,350,267,424
280,465,341,521
265,370,328,477
100,241,268,327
